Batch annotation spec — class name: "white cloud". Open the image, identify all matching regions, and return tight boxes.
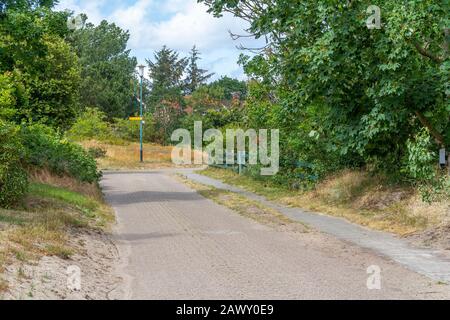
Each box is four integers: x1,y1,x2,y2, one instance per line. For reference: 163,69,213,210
56,0,264,80
56,0,106,25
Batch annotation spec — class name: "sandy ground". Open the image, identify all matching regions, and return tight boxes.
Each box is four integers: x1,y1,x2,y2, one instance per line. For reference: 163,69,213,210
1,229,120,300
406,224,450,252
102,171,450,300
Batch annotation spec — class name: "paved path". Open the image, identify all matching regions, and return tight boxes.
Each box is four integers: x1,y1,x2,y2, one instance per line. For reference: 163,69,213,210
102,171,450,300
183,172,450,284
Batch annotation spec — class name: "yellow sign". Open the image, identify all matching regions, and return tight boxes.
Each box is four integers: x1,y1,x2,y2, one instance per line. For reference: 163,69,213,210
129,117,143,121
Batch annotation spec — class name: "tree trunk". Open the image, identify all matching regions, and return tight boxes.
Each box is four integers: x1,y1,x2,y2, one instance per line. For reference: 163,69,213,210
415,111,445,147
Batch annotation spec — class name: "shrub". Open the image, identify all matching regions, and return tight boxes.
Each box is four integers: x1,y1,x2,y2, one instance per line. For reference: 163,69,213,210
112,113,155,142
67,108,156,145
87,146,107,159
403,129,437,182
66,108,112,141
20,124,101,183
403,129,448,203
0,121,29,208
0,73,17,121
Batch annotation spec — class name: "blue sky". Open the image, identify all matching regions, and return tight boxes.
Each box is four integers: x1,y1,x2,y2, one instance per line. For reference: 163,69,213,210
56,0,264,81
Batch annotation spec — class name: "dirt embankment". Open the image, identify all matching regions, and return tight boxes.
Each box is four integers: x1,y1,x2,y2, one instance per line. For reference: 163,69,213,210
2,229,120,300
0,169,121,300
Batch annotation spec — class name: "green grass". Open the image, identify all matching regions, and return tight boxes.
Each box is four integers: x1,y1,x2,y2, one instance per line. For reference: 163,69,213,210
44,245,73,260
0,212,26,226
201,167,296,200
0,181,114,293
29,183,98,212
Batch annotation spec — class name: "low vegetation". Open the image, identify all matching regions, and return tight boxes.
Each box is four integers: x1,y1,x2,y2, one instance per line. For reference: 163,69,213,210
0,173,114,293
200,167,450,236
80,140,175,170
0,121,28,208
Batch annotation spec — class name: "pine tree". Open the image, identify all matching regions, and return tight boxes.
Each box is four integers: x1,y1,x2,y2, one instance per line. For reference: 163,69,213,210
146,46,188,143
185,46,214,94
146,45,188,105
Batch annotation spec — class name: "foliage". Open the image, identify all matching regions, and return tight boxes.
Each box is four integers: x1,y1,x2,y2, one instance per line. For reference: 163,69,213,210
146,46,188,106
201,0,449,162
0,72,18,120
200,0,449,197
23,34,81,128
185,46,214,94
66,107,111,141
87,146,107,159
403,129,449,203
112,113,155,142
1,6,81,129
69,19,137,119
1,0,56,12
403,129,437,182
0,120,29,208
208,76,247,100
20,124,101,183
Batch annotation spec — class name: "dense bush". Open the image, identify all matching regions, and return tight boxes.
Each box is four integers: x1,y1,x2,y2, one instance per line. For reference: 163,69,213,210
403,129,437,183
0,120,29,207
67,108,155,144
20,124,101,183
112,113,155,142
66,108,112,141
403,129,449,203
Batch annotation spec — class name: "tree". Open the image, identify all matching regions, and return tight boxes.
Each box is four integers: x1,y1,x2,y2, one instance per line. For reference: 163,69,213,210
146,45,188,105
208,76,247,100
22,34,81,128
70,19,137,120
185,46,214,94
146,46,188,143
201,0,449,174
1,0,56,13
0,4,81,128
183,76,246,115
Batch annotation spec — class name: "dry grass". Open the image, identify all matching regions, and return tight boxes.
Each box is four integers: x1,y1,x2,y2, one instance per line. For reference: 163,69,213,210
80,140,204,171
200,167,450,236
178,176,309,234
0,176,115,294
0,278,7,292
29,168,103,201
80,140,171,170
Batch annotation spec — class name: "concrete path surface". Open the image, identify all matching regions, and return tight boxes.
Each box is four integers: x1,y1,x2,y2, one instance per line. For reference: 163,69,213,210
101,171,450,300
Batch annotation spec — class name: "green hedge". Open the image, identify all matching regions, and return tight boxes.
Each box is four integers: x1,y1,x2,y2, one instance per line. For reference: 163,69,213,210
20,124,101,183
0,121,29,208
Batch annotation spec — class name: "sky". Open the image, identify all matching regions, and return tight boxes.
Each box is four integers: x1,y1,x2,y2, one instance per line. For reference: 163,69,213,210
56,0,264,81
